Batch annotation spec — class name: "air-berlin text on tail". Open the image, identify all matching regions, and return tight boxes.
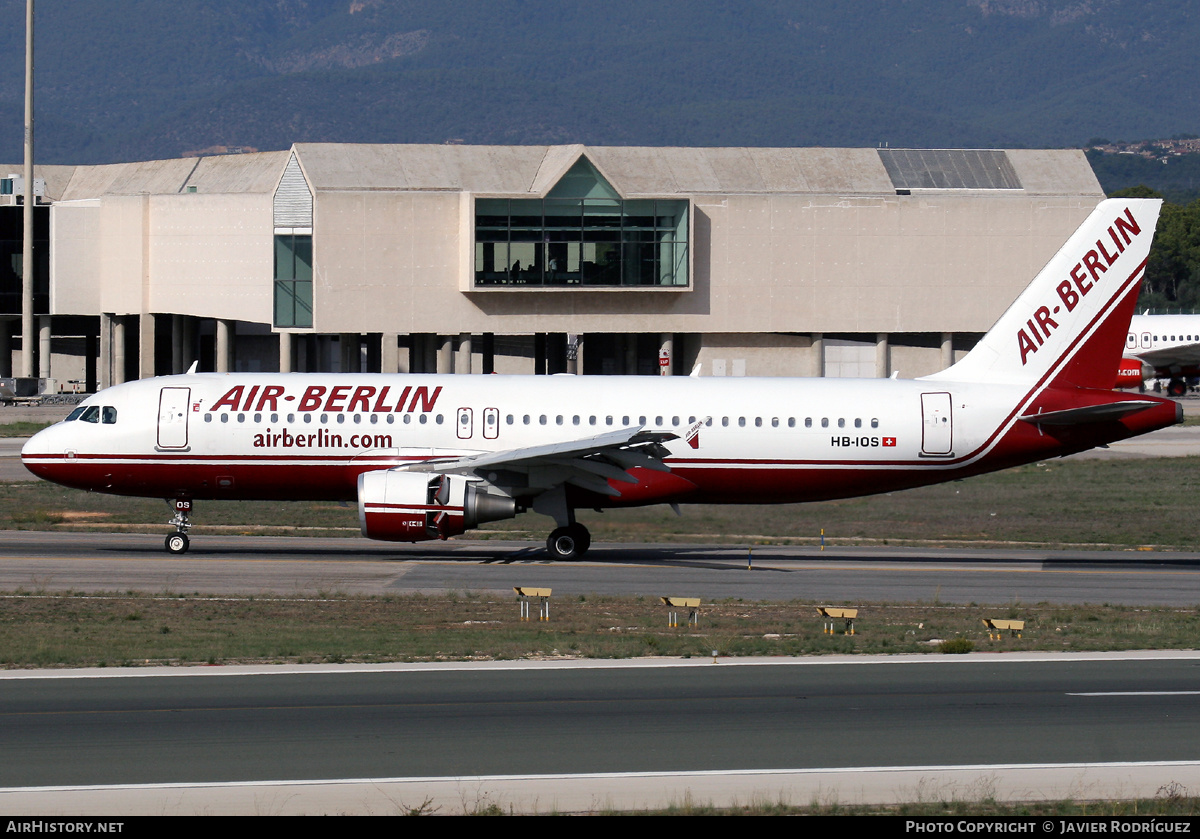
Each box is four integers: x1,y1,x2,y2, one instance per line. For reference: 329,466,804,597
1016,207,1143,366
208,384,443,414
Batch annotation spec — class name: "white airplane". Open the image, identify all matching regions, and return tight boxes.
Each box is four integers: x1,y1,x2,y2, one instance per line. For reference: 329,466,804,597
1122,313,1200,395
22,198,1177,560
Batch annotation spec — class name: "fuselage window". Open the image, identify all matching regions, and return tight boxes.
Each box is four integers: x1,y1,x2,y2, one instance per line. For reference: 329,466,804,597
237,413,245,423
871,418,879,428
369,414,378,424
403,414,412,424
507,414,515,425
639,416,647,425
805,417,812,428
672,416,680,426
203,413,212,423
220,413,229,423
738,417,746,427
336,414,345,424
539,415,547,425
386,414,394,424
320,414,328,424
788,418,796,428
253,413,262,423
606,416,613,426
688,416,696,424
353,414,362,424
435,414,444,425
820,418,828,428
854,418,862,428
303,413,311,423
837,418,845,428
271,413,279,423
573,416,581,425
556,415,564,426
589,416,597,425
705,418,713,426
287,414,295,423
655,416,663,425
754,417,762,427
623,416,630,425
771,417,779,428
419,414,428,424
722,417,729,427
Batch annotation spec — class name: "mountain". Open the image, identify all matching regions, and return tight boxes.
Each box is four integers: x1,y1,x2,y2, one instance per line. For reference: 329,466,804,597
0,1,1195,163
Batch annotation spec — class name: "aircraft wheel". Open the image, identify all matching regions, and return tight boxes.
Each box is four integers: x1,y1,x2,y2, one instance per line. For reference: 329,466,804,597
569,523,592,556
165,533,189,555
1168,379,1188,397
546,527,582,561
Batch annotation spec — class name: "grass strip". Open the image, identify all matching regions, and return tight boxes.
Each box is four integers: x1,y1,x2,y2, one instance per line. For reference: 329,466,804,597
6,455,1200,550
1,592,1197,669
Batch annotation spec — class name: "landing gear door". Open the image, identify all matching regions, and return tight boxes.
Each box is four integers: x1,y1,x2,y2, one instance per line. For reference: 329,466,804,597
920,392,953,456
157,387,191,450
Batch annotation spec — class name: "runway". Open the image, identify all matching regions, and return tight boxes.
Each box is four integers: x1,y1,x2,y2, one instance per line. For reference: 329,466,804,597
1,653,1199,814
2,530,1200,605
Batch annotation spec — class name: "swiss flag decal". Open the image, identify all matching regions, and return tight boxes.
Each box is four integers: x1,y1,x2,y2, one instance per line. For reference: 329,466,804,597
882,437,896,447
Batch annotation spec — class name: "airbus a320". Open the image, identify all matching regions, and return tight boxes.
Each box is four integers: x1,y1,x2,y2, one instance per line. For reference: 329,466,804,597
22,198,1176,559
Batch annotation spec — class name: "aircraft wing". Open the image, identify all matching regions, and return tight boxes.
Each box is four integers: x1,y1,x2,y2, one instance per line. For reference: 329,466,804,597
1136,342,1200,370
397,426,678,497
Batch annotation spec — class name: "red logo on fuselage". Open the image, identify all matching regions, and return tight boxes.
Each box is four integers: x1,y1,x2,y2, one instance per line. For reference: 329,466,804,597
210,384,442,414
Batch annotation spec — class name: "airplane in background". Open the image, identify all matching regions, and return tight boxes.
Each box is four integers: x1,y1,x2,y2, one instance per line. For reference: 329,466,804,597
1121,313,1200,395
22,199,1178,560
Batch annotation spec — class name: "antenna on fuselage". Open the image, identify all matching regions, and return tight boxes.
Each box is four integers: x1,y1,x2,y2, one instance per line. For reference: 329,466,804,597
186,361,198,375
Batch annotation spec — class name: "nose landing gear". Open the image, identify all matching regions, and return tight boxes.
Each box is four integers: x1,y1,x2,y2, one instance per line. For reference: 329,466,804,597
165,499,192,554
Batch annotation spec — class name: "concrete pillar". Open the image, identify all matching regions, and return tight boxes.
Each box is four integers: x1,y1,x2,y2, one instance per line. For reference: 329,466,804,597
216,319,232,373
810,333,825,378
279,331,293,374
437,334,454,374
112,316,127,386
98,314,111,389
456,332,472,374
0,320,10,378
941,332,954,370
659,333,673,376
623,334,638,375
381,334,399,374
875,332,890,378
37,315,51,379
376,333,395,374
139,313,155,380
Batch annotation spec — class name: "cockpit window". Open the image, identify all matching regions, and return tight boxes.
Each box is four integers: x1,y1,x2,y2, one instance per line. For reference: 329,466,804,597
79,406,100,423
101,406,117,424
65,407,87,422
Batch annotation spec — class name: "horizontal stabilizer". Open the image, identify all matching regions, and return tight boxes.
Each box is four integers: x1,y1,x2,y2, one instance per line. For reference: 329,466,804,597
1018,400,1160,426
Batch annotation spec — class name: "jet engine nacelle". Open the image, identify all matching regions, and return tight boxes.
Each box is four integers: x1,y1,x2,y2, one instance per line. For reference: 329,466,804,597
1115,357,1152,389
357,470,517,542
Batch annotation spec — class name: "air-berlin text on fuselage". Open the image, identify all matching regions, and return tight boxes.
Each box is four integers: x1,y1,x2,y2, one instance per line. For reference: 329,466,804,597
1016,207,1143,366
209,384,443,414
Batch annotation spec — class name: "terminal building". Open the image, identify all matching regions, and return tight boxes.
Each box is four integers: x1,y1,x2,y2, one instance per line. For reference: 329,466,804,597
0,144,1105,391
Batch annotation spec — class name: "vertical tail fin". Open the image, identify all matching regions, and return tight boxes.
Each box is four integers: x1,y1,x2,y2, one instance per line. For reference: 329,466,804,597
925,198,1161,389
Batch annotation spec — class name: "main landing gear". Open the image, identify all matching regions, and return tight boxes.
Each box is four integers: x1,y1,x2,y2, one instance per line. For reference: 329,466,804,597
546,523,591,561
165,499,192,554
